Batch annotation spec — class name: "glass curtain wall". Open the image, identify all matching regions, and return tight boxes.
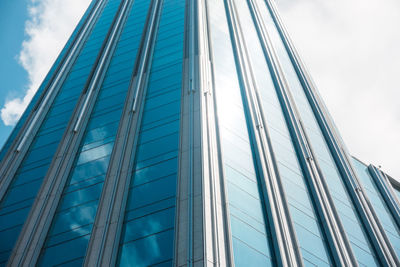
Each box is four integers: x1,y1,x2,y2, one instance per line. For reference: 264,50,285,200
352,158,400,257
0,1,97,162
117,0,185,265
37,0,152,265
0,0,118,264
256,0,379,265
233,0,332,265
207,0,276,266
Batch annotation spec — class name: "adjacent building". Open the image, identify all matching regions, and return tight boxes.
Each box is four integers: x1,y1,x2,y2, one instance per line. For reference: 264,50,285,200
0,0,399,266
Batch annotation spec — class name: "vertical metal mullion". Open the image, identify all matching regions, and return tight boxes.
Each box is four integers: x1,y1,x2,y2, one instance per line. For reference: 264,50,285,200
245,0,358,265
197,0,236,265
263,0,399,264
368,165,400,230
174,0,197,265
7,1,133,265
222,0,304,265
83,1,163,265
175,0,234,265
0,0,107,205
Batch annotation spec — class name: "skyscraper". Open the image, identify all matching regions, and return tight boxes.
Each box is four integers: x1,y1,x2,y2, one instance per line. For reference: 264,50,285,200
0,0,399,265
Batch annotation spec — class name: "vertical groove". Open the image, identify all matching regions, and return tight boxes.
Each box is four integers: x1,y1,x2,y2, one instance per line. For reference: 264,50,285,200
223,0,303,265
0,0,106,204
264,0,399,264
198,0,234,265
368,165,400,231
266,0,400,265
7,0,133,265
82,0,163,265
244,0,358,265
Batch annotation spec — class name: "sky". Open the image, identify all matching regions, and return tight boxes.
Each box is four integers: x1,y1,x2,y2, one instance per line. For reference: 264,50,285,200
275,0,400,178
0,0,90,146
0,0,29,149
0,0,399,178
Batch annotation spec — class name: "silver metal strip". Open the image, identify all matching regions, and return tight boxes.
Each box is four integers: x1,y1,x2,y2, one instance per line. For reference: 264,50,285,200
7,0,133,265
130,5,157,114
264,0,399,264
203,0,237,265
174,0,217,265
246,0,357,265
383,173,400,208
224,0,303,265
187,0,195,265
73,0,132,134
195,0,234,265
15,0,103,151
83,1,163,265
0,0,106,204
368,165,400,230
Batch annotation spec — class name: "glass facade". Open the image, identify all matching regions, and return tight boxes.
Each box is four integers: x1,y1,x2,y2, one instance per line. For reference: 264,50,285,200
255,1,380,265
237,0,334,265
352,158,400,257
0,0,113,263
0,0,399,266
38,0,152,265
207,0,275,265
117,0,185,265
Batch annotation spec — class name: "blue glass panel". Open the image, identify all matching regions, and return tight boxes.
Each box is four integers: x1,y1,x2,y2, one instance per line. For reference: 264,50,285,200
37,0,153,265
228,1,333,261
353,158,400,256
119,229,174,267
122,207,175,243
38,235,89,266
207,0,275,265
117,1,185,265
0,2,123,262
0,0,98,162
232,237,274,267
255,0,379,265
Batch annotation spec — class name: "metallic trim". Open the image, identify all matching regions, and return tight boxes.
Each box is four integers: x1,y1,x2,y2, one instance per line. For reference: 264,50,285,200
174,0,198,265
384,174,400,209
189,0,236,265
264,0,399,264
0,0,106,205
387,175,400,193
7,0,133,265
224,0,304,265
368,165,400,229
244,0,356,266
246,0,357,265
204,0,238,265
83,1,163,265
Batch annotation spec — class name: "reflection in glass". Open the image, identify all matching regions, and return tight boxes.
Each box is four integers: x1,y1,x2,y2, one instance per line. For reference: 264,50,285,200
353,158,400,256
207,0,275,265
117,0,185,266
38,0,152,265
255,0,379,264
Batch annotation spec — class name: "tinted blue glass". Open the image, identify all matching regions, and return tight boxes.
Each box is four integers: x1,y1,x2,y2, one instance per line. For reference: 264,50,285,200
0,1,118,264
0,0,97,162
232,0,331,264
353,158,400,256
117,1,185,265
38,0,153,265
255,0,379,265
207,0,275,265
119,229,174,266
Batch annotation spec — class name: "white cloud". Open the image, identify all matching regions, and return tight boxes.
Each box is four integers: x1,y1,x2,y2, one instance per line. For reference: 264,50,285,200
275,0,400,178
0,0,91,126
